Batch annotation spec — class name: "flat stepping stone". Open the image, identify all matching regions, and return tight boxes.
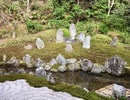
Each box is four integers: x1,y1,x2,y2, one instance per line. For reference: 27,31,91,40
0,80,83,100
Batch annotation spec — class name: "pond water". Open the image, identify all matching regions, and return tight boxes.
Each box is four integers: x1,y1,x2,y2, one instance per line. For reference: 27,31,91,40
52,71,130,91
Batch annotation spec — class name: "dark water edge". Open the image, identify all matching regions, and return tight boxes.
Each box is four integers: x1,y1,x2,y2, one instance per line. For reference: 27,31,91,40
52,71,130,91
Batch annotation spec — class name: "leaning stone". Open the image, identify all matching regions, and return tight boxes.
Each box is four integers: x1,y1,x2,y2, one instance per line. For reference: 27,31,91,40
105,55,126,76
56,54,66,65
49,58,57,67
58,65,67,72
36,37,45,49
112,84,126,99
66,58,77,64
77,33,85,42
68,63,80,71
56,29,64,43
80,59,93,71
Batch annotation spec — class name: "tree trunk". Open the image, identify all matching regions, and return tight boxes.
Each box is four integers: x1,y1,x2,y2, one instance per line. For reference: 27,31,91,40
27,0,30,13
107,0,115,16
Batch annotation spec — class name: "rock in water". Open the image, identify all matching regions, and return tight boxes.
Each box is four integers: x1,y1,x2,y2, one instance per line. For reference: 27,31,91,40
65,43,73,52
56,54,66,65
56,29,64,43
105,55,126,76
83,35,91,49
69,23,77,40
35,67,47,77
77,33,85,42
36,38,45,49
111,36,117,47
80,59,93,71
112,84,126,99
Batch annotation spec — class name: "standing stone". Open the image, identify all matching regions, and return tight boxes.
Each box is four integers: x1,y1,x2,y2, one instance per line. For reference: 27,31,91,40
80,59,93,71
111,36,117,47
65,42,73,52
49,58,57,67
36,38,45,49
56,29,64,43
3,55,6,62
77,33,85,42
34,58,45,68
112,84,126,99
69,23,77,40
83,35,91,49
56,54,66,65
23,54,33,68
105,55,126,76
35,67,47,77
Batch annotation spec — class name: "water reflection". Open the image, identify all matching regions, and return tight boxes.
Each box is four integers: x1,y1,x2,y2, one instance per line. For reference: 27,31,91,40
52,71,130,91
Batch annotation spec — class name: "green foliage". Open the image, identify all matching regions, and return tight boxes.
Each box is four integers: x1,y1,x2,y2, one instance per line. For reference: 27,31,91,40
26,19,43,33
62,28,70,37
98,23,109,34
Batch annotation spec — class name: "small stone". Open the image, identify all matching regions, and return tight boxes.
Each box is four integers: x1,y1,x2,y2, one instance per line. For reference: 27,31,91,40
58,65,67,72
36,38,45,49
66,58,77,64
56,54,66,65
24,44,32,50
56,29,64,43
49,58,57,67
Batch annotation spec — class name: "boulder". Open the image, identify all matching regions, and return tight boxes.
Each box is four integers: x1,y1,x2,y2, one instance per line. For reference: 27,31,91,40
66,58,77,64
105,55,126,76
58,65,67,72
56,29,64,43
49,58,57,67
112,84,126,99
80,59,93,71
68,63,80,71
34,58,45,68
56,54,66,65
7,56,19,67
36,38,45,49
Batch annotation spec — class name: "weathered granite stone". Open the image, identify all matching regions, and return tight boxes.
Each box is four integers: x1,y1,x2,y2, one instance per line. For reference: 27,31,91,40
23,54,33,68
65,43,73,52
58,65,67,72
34,58,45,68
7,56,19,67
56,54,66,65
91,64,105,74
80,59,93,71
46,73,55,84
68,63,80,71
105,55,126,76
83,35,91,49
35,67,47,77
111,36,117,47
36,38,45,49
49,58,57,67
56,29,64,43
45,65,51,71
24,44,32,50
112,84,126,99
66,58,77,64
69,23,77,40
77,33,85,42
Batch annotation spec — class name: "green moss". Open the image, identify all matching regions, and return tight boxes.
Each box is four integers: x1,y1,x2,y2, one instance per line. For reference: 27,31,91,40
62,28,70,37
0,74,112,100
